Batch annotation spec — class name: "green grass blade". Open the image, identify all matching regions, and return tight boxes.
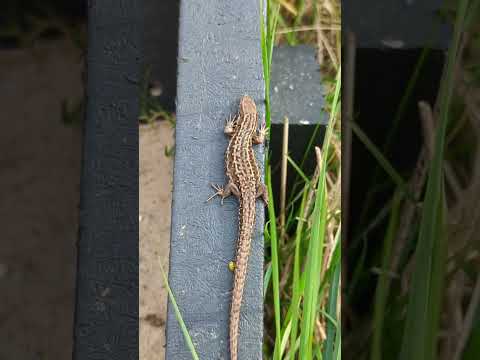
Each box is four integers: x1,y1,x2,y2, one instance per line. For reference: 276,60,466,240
287,155,312,186
323,68,341,155
261,2,282,357
299,66,340,360
334,328,341,360
319,226,342,296
261,0,279,130
384,47,431,153
294,0,306,27
266,161,282,359
159,262,200,360
285,335,301,359
267,3,280,71
260,0,270,128
356,47,430,232
277,11,297,45
323,226,341,360
264,261,272,299
370,190,402,360
399,1,469,359
462,308,480,359
288,187,309,360
280,319,292,357
350,121,408,194
299,168,327,360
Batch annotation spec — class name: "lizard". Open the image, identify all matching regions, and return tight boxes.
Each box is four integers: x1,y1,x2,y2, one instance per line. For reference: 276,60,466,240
207,95,268,360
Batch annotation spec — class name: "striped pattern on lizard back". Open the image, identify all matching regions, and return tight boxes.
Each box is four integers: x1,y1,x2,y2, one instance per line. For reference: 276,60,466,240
226,96,260,360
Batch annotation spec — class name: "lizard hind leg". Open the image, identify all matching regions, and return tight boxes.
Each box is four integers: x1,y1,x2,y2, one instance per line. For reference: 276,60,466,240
256,183,269,206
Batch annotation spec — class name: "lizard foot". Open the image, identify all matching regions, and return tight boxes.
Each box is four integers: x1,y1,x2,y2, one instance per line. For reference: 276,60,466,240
256,183,268,206
224,115,236,137
253,122,269,145
206,183,226,204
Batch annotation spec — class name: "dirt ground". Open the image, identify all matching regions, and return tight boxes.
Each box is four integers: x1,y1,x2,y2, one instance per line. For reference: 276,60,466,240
0,39,82,360
0,39,171,359
139,121,173,360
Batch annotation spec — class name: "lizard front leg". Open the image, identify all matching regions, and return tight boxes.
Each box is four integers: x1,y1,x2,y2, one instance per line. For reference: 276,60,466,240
224,115,238,137
206,181,240,205
253,121,268,145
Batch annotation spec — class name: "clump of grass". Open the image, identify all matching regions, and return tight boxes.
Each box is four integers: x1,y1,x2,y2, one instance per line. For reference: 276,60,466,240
275,0,340,74
139,66,176,126
345,0,480,359
261,1,341,359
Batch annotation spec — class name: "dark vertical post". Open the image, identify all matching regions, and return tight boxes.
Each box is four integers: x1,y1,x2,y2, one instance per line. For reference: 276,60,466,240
166,1,265,359
269,45,328,211
73,1,141,358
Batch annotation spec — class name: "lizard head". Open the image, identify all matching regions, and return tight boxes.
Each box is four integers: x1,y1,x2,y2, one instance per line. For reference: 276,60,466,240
239,95,257,116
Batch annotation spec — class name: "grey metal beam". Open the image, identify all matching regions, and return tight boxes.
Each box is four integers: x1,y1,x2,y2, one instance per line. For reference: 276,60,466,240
166,1,265,359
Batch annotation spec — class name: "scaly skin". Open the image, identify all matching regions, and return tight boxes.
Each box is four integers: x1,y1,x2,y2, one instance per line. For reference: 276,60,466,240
208,95,267,360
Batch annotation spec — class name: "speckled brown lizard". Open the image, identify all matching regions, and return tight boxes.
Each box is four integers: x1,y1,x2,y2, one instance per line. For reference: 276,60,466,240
207,95,268,360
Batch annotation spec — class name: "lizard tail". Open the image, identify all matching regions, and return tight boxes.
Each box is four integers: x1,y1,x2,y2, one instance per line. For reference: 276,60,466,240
230,195,256,360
